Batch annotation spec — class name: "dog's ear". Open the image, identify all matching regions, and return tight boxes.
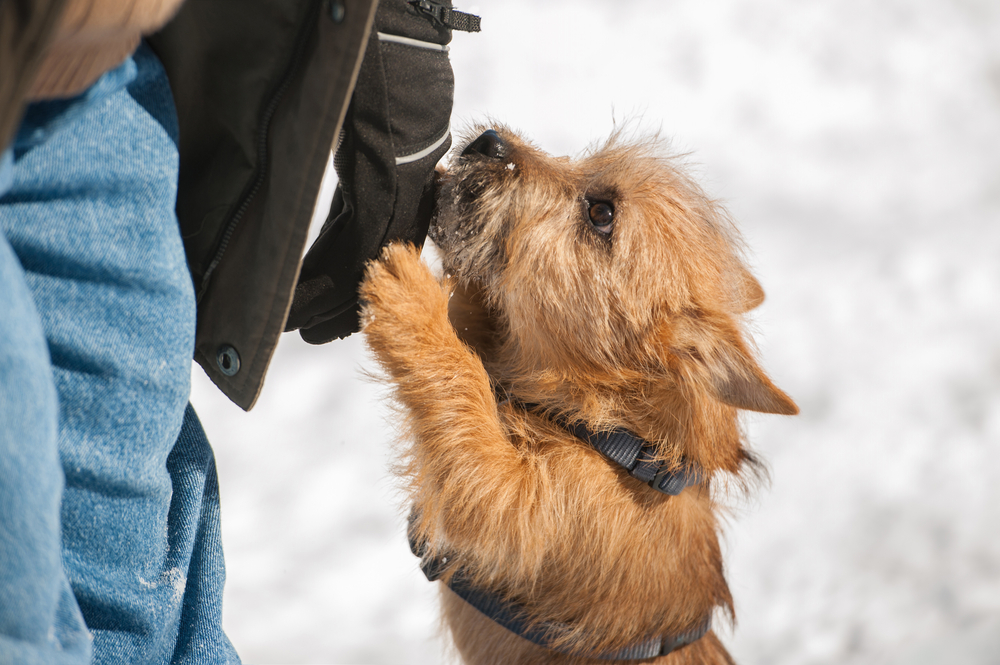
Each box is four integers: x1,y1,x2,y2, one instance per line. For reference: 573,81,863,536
706,340,799,415
735,266,765,313
666,315,798,415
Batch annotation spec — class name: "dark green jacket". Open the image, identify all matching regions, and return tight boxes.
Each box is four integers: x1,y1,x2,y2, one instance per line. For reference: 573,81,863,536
151,0,380,410
152,0,456,410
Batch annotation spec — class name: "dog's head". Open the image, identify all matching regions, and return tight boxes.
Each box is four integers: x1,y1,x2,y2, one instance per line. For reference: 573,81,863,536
432,125,796,418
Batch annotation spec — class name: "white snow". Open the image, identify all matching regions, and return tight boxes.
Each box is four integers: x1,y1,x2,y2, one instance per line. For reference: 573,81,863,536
192,0,1000,663
137,567,187,606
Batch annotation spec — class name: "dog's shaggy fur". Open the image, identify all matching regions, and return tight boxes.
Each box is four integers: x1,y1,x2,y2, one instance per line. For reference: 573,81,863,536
360,125,798,664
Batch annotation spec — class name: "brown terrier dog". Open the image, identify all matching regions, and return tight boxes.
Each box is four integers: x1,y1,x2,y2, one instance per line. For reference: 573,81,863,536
360,125,798,665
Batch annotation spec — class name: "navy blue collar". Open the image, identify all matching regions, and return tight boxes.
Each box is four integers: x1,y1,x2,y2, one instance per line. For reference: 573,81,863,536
506,398,703,495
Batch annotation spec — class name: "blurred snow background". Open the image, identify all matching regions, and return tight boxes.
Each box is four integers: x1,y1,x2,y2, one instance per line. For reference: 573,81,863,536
190,0,1000,663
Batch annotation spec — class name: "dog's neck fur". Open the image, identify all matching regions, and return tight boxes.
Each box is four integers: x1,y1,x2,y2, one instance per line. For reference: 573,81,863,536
447,279,749,477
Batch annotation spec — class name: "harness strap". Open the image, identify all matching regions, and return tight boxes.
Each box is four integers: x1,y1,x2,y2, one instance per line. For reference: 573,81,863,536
406,406,711,659
409,524,713,660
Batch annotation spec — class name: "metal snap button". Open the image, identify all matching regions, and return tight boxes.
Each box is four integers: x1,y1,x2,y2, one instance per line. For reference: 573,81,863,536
216,345,241,376
329,0,345,22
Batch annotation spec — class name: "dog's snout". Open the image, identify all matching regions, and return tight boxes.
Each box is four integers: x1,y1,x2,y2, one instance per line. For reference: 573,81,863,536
462,129,506,160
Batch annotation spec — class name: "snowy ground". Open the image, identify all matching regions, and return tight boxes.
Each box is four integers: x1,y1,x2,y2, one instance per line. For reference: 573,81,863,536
191,1,1000,663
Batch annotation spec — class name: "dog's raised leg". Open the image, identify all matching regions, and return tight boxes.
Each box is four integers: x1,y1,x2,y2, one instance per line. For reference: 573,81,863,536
361,242,549,560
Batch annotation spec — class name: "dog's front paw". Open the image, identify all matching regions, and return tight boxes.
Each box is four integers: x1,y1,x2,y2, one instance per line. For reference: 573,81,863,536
360,243,453,359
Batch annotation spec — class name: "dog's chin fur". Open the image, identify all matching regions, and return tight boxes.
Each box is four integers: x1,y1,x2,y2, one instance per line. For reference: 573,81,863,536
361,124,797,664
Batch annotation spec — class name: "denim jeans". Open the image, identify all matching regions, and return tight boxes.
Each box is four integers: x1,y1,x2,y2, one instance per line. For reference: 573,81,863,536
0,45,239,665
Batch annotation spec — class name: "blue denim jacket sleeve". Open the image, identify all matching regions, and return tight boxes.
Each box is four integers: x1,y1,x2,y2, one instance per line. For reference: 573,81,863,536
0,43,238,665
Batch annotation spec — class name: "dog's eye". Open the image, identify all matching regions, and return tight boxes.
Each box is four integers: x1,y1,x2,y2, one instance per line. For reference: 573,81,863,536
588,201,615,234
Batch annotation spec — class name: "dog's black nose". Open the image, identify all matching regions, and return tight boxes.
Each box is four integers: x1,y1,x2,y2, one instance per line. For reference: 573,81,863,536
462,129,506,160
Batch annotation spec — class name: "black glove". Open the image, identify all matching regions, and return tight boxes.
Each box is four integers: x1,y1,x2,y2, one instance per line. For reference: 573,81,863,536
287,0,478,343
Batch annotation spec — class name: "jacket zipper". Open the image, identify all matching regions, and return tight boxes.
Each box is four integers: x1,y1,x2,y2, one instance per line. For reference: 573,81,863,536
196,0,323,303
